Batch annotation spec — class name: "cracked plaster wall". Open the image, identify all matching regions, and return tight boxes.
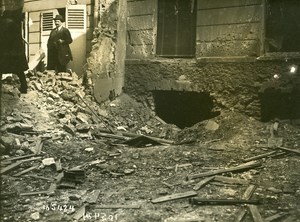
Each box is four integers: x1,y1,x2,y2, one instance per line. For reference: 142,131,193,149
86,0,126,103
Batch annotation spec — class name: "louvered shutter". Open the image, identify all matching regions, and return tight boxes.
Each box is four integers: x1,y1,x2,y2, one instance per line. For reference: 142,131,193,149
65,4,86,75
66,5,86,31
40,10,58,66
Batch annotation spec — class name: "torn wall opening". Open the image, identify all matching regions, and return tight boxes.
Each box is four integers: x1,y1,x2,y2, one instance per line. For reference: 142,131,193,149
152,90,219,129
259,89,300,122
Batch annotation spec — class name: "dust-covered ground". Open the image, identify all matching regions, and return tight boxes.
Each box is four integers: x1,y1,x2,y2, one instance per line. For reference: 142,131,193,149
1,71,300,222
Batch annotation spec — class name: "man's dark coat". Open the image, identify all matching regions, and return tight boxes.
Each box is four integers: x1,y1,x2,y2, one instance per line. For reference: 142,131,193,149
47,26,73,70
0,10,28,74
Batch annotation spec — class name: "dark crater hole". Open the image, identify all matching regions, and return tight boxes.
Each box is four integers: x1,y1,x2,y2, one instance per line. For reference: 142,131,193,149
152,90,219,129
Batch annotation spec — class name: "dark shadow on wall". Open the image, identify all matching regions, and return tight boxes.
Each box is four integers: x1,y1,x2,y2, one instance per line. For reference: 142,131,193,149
152,90,219,129
259,89,300,122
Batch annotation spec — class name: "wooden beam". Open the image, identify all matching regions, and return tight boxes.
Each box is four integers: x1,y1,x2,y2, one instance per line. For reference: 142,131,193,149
94,204,141,209
193,176,215,191
214,176,249,185
190,198,260,205
277,146,300,155
14,164,39,177
188,161,262,180
243,151,277,162
248,205,264,222
233,184,257,222
151,191,198,204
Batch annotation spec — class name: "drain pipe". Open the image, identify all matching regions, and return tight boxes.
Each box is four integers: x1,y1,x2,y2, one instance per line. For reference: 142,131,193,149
93,0,99,28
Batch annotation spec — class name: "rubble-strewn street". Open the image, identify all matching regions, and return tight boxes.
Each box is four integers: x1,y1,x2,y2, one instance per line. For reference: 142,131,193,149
1,71,300,222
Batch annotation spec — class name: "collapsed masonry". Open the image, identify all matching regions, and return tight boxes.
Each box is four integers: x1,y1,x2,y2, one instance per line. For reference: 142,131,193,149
85,0,126,104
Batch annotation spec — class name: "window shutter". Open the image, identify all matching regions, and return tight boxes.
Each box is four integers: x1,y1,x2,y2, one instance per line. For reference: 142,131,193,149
42,12,54,32
66,5,86,31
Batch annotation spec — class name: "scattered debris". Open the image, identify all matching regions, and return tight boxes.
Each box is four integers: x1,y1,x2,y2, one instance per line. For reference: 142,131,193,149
190,198,260,206
188,160,262,180
151,191,198,204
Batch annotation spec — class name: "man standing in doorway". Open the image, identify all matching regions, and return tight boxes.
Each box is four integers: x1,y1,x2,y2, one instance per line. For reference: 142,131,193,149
47,14,73,73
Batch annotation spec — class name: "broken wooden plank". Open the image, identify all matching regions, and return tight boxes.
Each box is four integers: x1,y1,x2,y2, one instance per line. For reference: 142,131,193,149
55,159,62,172
21,156,42,163
19,190,50,196
14,164,39,177
94,132,130,140
94,204,141,209
27,174,54,182
265,212,288,222
0,161,24,175
242,184,257,200
190,198,260,205
94,127,174,144
214,176,249,185
28,50,45,71
151,191,198,204
84,189,101,204
248,205,264,222
243,151,277,162
277,146,300,155
188,161,262,180
193,176,215,191
234,208,248,222
34,137,44,154
4,154,39,162
48,183,57,196
73,204,87,220
162,181,173,189
233,184,257,222
123,135,162,147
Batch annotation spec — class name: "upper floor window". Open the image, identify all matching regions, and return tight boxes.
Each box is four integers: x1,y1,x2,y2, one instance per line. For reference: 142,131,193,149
265,0,300,53
156,0,196,57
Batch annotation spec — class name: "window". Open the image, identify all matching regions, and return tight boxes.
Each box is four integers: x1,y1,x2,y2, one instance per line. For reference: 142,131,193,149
265,0,300,53
156,0,196,57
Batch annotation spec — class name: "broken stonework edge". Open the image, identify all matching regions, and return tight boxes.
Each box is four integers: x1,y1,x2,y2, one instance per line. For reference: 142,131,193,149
187,161,262,180
94,204,141,209
248,205,264,222
151,191,197,204
193,176,215,191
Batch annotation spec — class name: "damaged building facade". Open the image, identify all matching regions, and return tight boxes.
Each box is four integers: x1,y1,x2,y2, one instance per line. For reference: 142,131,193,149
3,0,300,127
123,0,300,127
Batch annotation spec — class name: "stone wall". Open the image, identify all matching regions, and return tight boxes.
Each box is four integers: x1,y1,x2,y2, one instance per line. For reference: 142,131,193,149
125,58,300,118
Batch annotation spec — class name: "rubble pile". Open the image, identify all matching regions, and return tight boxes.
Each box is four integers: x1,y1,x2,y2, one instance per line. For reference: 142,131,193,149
1,71,300,221
1,70,183,155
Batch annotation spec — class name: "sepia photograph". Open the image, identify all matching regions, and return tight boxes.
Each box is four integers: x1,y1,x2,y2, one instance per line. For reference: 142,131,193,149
1,0,300,221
